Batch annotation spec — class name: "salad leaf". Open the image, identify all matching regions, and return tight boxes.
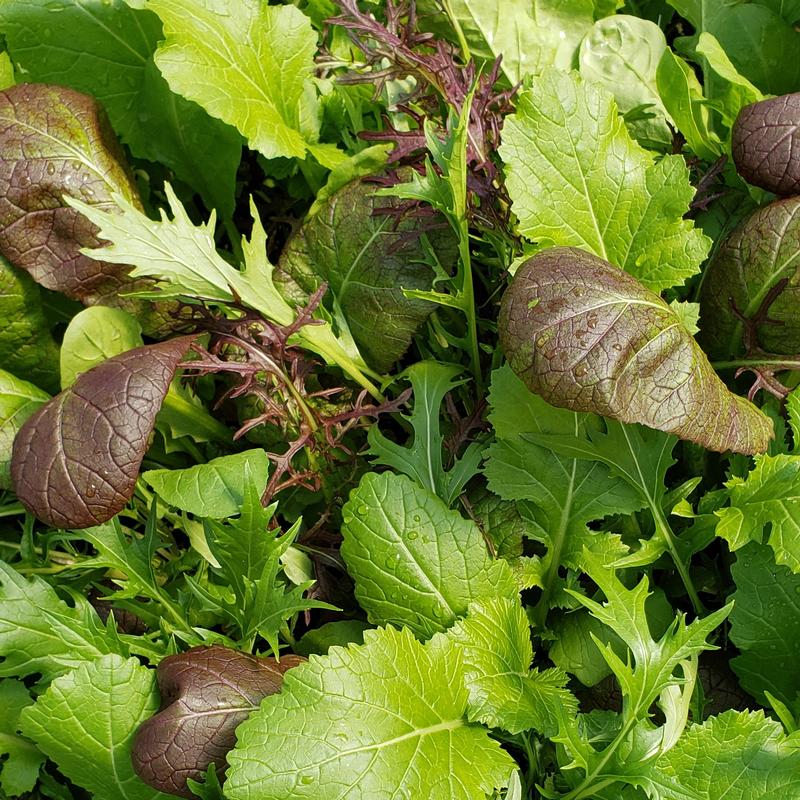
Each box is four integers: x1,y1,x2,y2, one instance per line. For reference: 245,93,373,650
341,471,515,638
277,177,444,372
132,646,303,797
226,626,516,800
0,679,44,796
0,559,126,683
0,370,49,490
0,0,241,215
142,449,270,519
500,69,710,293
499,246,773,455
439,597,577,735
146,0,338,166
699,196,800,358
729,542,800,705
0,256,59,393
11,336,196,528
20,654,168,800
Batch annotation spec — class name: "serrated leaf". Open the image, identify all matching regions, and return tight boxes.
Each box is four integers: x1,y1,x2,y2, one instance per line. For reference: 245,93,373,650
0,559,127,684
341,472,516,638
0,679,44,796
20,654,169,800
500,69,710,292
225,626,515,800
715,454,800,572
439,598,577,735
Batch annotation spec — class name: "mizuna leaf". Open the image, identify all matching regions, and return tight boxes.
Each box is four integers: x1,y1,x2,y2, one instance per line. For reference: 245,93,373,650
499,69,710,293
0,83,166,333
498,246,773,455
132,646,303,798
225,626,515,800
11,336,196,529
0,679,45,796
699,196,800,358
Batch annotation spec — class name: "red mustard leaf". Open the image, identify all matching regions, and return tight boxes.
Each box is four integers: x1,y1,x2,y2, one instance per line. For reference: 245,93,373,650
498,247,773,455
10,336,195,528
132,645,304,798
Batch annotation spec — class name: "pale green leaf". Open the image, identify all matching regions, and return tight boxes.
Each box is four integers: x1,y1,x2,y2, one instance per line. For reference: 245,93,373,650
226,626,515,800
0,679,44,796
499,69,711,292
341,472,516,638
20,654,169,800
0,370,49,490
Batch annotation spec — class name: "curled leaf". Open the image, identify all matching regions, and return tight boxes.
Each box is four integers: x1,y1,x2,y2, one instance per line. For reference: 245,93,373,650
498,247,773,455
11,336,195,528
733,93,800,195
699,196,800,357
132,645,303,797
0,83,165,332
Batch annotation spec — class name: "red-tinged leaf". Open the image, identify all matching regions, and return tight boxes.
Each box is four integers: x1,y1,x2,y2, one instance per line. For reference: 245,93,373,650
498,247,773,455
132,645,304,797
10,336,195,528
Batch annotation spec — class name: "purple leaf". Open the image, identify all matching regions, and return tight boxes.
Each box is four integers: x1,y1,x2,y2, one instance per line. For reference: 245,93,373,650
132,645,303,797
498,247,773,455
11,336,195,528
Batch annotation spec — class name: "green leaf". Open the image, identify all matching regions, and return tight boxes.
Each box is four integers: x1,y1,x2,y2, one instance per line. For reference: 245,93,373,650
143,449,269,518
644,710,800,799
579,15,672,147
0,559,127,684
0,256,59,393
499,69,711,292
485,366,641,614
729,542,800,705
59,306,143,389
225,626,516,800
341,472,516,638
0,370,49,490
368,361,482,505
146,0,336,164
19,654,169,800
715,454,800,572
439,597,577,735
0,679,44,796
0,0,241,215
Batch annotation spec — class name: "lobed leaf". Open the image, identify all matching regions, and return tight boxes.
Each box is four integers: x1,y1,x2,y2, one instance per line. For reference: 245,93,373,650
11,336,196,528
0,370,49,490
0,679,44,796
499,246,773,454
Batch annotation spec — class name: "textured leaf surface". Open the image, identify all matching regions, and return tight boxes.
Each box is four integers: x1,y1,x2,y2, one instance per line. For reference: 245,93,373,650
500,70,710,292
341,472,515,638
11,336,195,528
0,679,44,796
0,0,241,215
277,178,442,372
0,559,125,682
499,247,773,454
142,449,269,519
645,710,800,799
147,0,333,163
0,256,59,393
699,196,800,358
440,598,576,734
733,94,800,196
20,654,168,800
0,370,49,490
729,543,800,705
132,646,303,797
0,83,165,330
226,626,515,800
715,454,800,572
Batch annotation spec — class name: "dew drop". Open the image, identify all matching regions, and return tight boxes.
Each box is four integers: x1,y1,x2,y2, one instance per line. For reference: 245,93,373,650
356,504,369,515
407,530,418,541
574,364,588,377
342,513,353,525
300,775,314,785
46,162,56,176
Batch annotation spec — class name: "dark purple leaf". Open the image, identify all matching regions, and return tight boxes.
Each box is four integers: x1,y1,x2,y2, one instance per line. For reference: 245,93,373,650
498,247,773,455
10,336,195,529
132,645,303,798
732,93,800,196
0,83,168,333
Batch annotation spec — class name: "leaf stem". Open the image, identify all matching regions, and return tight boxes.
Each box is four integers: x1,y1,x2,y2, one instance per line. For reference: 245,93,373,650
712,358,800,370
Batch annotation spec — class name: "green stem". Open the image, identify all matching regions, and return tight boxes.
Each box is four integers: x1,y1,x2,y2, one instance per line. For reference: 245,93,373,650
456,226,483,394
0,503,25,518
652,502,704,615
440,0,471,62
